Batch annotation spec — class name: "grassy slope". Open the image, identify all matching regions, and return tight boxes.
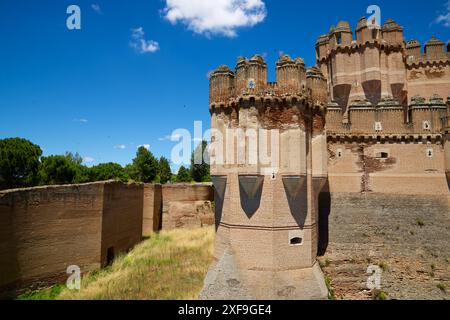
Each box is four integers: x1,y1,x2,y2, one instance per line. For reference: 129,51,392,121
19,227,214,300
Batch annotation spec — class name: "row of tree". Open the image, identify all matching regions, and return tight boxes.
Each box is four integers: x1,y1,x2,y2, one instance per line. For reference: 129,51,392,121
0,138,210,191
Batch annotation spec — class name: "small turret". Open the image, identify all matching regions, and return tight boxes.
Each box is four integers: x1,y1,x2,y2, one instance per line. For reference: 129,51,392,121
382,19,404,46
247,54,267,94
276,54,305,94
329,21,353,48
295,57,307,89
209,65,234,105
235,56,248,95
306,66,327,107
406,39,422,61
425,36,446,60
316,34,329,62
356,16,374,44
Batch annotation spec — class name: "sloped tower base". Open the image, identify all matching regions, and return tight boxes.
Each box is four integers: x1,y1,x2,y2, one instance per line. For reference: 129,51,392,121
200,250,328,300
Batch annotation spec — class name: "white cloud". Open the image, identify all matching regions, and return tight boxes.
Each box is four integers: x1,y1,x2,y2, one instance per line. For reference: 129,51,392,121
73,118,88,123
162,0,267,37
130,27,160,53
91,4,102,14
114,144,126,150
83,157,95,164
435,1,450,27
159,133,182,141
138,144,151,150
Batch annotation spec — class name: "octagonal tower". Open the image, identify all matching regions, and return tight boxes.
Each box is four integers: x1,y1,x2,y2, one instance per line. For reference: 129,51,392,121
201,55,329,300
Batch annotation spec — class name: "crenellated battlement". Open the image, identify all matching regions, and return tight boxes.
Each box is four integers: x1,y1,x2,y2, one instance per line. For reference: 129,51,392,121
406,37,450,67
316,18,405,63
210,55,328,110
209,54,327,111
326,93,450,136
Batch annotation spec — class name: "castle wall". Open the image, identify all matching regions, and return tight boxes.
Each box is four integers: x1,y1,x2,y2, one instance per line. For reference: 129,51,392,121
377,109,405,133
319,193,450,300
100,182,144,267
142,184,162,236
349,109,376,133
0,183,104,297
0,181,214,297
407,65,450,104
411,107,447,133
328,142,449,194
161,184,214,230
325,109,344,133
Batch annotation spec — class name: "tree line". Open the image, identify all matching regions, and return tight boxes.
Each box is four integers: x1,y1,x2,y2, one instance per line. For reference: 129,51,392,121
0,138,210,191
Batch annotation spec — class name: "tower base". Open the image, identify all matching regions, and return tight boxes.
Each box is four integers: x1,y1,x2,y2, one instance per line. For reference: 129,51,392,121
200,250,329,300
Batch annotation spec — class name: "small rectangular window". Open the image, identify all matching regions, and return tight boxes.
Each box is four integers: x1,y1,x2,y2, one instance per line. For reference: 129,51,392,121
376,152,389,159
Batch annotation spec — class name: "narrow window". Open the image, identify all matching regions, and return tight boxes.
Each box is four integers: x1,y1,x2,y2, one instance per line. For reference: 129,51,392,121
290,237,303,246
376,152,389,159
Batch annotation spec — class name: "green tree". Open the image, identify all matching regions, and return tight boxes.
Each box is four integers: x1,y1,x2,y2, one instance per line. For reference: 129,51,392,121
124,164,137,181
0,138,42,190
89,162,128,182
131,147,159,183
73,165,91,184
159,157,172,184
176,166,191,183
38,155,78,185
190,140,211,182
65,152,83,165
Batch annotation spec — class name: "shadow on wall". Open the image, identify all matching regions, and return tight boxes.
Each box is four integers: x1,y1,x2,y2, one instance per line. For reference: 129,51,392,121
333,84,351,111
362,80,381,106
317,179,331,257
212,176,227,231
0,193,21,298
238,176,264,219
283,176,308,229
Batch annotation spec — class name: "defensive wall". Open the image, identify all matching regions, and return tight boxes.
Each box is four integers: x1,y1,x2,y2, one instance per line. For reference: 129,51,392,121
0,181,214,298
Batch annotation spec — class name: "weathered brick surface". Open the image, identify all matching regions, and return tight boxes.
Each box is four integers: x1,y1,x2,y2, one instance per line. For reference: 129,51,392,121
0,181,143,298
319,193,450,300
161,184,214,230
328,142,449,194
142,184,162,236
100,182,144,266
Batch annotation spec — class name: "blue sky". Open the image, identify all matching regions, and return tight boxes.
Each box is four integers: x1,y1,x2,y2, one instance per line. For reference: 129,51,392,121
1,0,449,171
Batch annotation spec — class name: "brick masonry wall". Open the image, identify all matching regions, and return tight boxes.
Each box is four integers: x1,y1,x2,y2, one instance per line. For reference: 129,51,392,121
100,182,144,266
319,193,450,300
0,183,105,297
161,184,214,230
328,142,449,194
142,184,162,236
0,181,144,298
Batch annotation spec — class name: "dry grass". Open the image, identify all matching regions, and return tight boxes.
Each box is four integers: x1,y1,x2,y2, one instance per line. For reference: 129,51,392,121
57,227,214,300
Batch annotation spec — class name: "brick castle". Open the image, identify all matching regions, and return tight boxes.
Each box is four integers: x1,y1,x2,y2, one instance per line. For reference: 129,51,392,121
202,17,450,299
